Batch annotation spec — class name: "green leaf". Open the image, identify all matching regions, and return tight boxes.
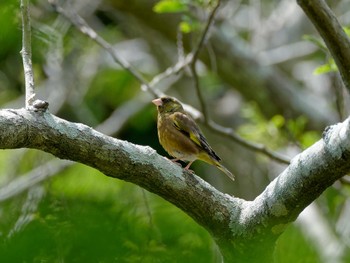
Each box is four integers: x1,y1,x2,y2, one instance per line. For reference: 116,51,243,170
271,115,285,129
300,131,320,149
286,116,307,137
313,59,338,75
153,0,188,13
179,21,192,33
343,26,350,37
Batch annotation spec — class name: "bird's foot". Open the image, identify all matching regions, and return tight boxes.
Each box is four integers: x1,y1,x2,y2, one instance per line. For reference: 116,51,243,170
184,167,194,174
184,161,194,173
169,158,182,167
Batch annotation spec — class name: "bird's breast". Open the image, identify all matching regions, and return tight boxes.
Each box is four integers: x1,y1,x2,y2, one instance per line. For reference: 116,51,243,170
157,116,199,161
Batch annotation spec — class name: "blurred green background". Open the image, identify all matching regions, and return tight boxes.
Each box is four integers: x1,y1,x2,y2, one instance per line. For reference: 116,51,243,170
0,0,350,262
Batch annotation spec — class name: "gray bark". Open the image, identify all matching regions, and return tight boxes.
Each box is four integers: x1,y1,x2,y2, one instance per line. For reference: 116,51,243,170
1,108,349,262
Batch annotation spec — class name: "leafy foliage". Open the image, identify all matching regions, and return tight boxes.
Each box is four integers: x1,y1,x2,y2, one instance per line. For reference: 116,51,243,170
0,165,215,262
153,0,206,33
153,0,189,13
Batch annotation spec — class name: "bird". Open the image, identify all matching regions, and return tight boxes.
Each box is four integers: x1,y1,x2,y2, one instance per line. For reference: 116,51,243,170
152,96,235,181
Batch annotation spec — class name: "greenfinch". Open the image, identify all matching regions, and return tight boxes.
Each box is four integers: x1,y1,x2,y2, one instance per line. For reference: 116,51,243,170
152,96,235,181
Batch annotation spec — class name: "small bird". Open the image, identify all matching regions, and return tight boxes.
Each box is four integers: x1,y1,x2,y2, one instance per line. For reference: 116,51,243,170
152,96,234,181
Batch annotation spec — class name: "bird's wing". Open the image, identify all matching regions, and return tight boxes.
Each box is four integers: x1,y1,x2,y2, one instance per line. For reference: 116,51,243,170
170,112,201,145
170,112,221,162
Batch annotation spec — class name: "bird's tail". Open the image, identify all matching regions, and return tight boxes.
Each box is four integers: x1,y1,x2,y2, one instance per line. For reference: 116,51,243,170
198,152,235,181
216,163,235,181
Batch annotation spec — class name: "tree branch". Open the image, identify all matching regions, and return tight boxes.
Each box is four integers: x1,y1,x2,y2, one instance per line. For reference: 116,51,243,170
0,108,241,240
207,120,291,164
0,159,72,202
190,0,221,122
219,120,350,261
20,0,48,111
49,0,161,98
0,108,349,261
297,0,350,91
20,0,35,109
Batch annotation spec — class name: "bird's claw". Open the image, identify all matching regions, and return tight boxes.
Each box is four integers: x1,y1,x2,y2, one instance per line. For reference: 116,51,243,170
167,158,182,167
184,168,194,174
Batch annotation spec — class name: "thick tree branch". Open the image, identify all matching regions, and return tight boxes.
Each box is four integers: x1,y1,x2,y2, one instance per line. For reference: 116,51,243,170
219,120,350,261
0,109,349,262
297,0,350,91
0,109,240,237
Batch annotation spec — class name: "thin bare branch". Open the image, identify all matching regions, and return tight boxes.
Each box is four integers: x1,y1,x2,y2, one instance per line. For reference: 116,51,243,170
50,0,196,100
207,121,291,164
0,160,72,202
147,53,193,90
20,0,35,109
7,185,45,238
190,0,222,122
20,0,49,112
191,0,222,67
49,0,159,97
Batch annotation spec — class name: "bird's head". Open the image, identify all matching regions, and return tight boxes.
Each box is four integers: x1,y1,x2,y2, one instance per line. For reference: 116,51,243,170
152,96,184,114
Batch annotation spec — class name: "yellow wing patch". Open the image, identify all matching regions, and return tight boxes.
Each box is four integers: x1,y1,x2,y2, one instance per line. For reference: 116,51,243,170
189,131,201,146
171,113,202,147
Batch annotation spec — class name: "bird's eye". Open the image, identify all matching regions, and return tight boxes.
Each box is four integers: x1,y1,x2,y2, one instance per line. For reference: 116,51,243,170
162,97,171,103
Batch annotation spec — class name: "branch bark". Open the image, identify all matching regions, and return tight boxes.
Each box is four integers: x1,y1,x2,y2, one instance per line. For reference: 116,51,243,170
20,0,35,109
297,0,350,91
1,108,349,262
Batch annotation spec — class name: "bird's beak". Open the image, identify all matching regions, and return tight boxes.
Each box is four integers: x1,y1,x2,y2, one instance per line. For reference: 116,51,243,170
152,98,162,106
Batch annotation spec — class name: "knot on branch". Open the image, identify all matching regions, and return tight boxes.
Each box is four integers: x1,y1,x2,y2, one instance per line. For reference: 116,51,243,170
29,99,49,112
322,119,350,161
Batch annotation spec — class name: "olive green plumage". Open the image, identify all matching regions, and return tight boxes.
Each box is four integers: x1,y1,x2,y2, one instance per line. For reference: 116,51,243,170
152,96,234,181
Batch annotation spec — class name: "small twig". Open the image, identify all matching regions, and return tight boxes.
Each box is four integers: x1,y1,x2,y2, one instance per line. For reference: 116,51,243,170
191,0,221,65
7,185,45,238
140,189,157,235
331,73,345,120
147,53,193,91
176,28,185,62
20,0,49,111
190,0,221,122
339,176,350,186
50,0,160,97
190,64,205,117
207,120,291,164
0,160,72,202
20,0,35,109
50,0,195,99
96,94,148,135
